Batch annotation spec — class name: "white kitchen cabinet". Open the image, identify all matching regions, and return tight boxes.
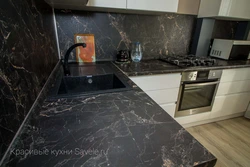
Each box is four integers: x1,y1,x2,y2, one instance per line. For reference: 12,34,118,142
213,68,250,119
198,0,250,20
127,0,179,13
87,0,126,9
160,103,176,117
211,92,250,118
217,68,250,96
146,88,179,105
216,80,250,96
129,73,181,91
130,73,181,117
177,0,200,15
46,0,183,13
220,68,250,83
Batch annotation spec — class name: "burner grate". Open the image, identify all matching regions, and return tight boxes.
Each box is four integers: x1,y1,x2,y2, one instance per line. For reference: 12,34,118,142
160,55,217,67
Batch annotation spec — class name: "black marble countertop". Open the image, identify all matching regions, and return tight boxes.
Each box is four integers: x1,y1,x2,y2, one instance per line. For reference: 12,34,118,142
2,62,216,167
114,58,250,76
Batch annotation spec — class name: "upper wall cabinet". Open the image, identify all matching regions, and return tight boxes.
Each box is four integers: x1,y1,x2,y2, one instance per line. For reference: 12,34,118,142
198,0,250,20
127,0,179,13
44,0,89,10
44,0,126,10
87,0,126,9
45,0,182,14
177,0,200,15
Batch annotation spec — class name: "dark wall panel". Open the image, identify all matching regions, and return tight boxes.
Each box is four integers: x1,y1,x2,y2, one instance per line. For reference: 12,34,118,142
55,10,196,61
0,0,58,159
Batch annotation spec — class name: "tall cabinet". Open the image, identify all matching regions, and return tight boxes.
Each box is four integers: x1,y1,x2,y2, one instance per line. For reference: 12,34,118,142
198,0,250,20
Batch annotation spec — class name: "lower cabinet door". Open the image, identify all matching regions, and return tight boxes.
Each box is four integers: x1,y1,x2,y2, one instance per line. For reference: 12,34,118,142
211,92,250,118
160,103,176,117
145,88,179,105
129,73,181,91
216,80,250,96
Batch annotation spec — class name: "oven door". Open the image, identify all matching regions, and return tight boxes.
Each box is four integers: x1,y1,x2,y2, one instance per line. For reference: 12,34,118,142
175,80,219,117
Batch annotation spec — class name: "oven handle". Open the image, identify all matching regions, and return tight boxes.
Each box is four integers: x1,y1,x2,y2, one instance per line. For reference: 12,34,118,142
185,81,220,87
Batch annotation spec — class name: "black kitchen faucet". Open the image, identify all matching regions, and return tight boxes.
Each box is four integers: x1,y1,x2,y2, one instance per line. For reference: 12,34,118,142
63,43,87,76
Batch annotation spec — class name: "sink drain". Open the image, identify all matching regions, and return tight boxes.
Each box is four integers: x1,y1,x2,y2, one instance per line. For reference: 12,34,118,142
87,78,93,84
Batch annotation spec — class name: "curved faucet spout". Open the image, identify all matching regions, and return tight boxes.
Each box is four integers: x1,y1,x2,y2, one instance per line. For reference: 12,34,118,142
63,43,86,76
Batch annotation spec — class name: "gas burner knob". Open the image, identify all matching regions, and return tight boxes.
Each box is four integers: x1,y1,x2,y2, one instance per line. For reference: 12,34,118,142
188,73,197,80
189,73,193,79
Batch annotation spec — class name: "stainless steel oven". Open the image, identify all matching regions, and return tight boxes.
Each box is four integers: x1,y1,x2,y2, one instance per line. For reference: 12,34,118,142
175,70,222,117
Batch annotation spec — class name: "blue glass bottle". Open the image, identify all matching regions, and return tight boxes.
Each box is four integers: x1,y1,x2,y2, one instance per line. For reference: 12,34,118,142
131,42,142,62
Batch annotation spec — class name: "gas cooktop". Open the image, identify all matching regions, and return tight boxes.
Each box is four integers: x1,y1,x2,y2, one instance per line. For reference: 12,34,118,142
160,55,217,67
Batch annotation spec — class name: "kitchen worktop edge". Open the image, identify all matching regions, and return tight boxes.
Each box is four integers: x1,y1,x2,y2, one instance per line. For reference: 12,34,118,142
113,59,250,76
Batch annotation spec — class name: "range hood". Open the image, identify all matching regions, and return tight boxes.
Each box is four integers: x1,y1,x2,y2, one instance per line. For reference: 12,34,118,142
44,0,89,10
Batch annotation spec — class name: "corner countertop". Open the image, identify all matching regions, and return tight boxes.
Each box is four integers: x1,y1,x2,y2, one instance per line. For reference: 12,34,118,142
2,62,216,167
114,58,250,76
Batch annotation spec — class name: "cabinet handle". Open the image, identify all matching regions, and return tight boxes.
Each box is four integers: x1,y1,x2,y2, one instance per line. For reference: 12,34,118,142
185,81,219,87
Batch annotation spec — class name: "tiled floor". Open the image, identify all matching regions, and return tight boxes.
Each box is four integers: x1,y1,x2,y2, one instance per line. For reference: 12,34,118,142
186,117,250,167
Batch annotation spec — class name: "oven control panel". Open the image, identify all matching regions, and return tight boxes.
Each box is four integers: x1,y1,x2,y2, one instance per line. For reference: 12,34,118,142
188,72,197,81
181,70,222,81
181,71,198,81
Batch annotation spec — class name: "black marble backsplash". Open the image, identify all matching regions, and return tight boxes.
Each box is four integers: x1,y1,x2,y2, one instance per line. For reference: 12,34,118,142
0,0,58,160
55,10,196,61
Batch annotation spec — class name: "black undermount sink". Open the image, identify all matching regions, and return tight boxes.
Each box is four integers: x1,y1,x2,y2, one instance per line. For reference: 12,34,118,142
56,73,131,96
